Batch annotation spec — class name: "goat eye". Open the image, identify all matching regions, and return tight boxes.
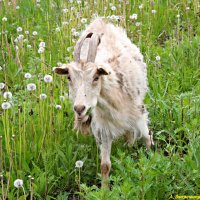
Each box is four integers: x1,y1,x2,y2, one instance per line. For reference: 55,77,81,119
93,77,99,82
67,76,71,81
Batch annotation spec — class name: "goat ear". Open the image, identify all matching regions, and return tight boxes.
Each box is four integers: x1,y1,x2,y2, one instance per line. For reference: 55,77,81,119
97,65,110,76
54,65,69,75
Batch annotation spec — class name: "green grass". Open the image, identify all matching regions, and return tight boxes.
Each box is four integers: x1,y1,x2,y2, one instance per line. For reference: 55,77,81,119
0,0,200,199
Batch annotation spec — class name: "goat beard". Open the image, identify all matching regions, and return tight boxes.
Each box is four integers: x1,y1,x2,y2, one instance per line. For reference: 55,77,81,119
74,114,92,135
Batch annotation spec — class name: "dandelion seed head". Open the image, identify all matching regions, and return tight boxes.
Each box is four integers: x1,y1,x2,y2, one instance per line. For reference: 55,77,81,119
139,4,143,9
2,17,7,22
44,75,53,83
18,34,24,40
38,47,45,54
27,44,32,48
0,83,5,89
152,10,157,14
3,92,12,99
16,6,20,10
40,93,47,99
135,22,141,27
55,27,60,32
111,5,116,11
32,31,38,36
1,102,11,110
27,83,36,91
55,105,62,110
17,27,22,33
39,41,45,48
77,0,81,4
24,73,32,79
75,160,83,168
25,31,29,35
14,179,23,188
62,8,68,13
156,56,161,61
81,18,87,24
59,96,65,101
130,13,137,20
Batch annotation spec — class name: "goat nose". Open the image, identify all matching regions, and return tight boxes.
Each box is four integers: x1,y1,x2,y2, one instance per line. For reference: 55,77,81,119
74,105,86,115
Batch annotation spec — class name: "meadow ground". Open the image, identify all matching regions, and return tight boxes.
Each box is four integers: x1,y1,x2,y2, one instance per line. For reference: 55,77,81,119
0,0,200,199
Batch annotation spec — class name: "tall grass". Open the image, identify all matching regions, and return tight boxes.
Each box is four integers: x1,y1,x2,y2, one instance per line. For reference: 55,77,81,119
0,0,199,199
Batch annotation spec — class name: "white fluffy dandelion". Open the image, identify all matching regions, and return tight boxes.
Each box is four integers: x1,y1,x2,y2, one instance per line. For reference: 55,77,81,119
32,31,38,36
16,6,20,10
27,83,36,91
75,160,83,168
152,10,157,14
40,93,47,99
25,31,29,35
1,102,11,110
81,18,87,24
2,17,7,22
130,14,137,20
3,92,12,99
14,179,23,188
62,8,68,13
156,56,161,61
24,73,32,79
139,4,143,9
17,27,22,33
55,27,60,32
38,47,45,54
55,105,62,110
136,22,142,27
44,75,53,83
39,41,45,48
59,96,65,101
0,83,5,89
111,5,116,11
27,44,32,48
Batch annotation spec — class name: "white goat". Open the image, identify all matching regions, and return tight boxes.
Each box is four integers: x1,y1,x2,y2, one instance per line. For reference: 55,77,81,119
55,18,154,188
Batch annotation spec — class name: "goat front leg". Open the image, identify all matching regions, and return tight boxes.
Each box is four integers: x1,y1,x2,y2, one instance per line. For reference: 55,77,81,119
100,138,112,189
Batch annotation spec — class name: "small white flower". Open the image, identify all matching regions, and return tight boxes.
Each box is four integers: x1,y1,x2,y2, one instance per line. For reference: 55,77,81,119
36,0,40,2
32,31,38,36
186,7,190,10
62,21,69,26
139,4,143,9
2,102,11,110
18,34,24,40
156,56,161,61
38,47,45,54
0,66,2,71
3,92,12,99
2,17,7,22
152,10,157,14
67,47,71,52
71,7,75,11
16,6,20,10
14,38,19,43
23,39,28,43
24,73,32,79
75,160,83,168
14,179,23,188
81,18,87,24
0,83,5,89
55,27,60,32
27,44,32,48
136,22,141,27
130,13,137,20
55,104,62,110
15,46,19,51
40,93,47,99
39,41,45,48
69,0,73,2
62,8,68,13
44,75,53,83
25,31,29,35
59,96,65,101
17,27,22,32
27,83,36,91
77,0,81,4
73,31,79,37
177,14,180,18
71,28,76,33
111,5,116,11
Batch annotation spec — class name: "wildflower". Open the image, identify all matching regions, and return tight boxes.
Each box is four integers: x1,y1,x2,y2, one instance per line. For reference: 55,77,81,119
55,27,60,32
14,38,19,43
75,160,83,168
25,31,29,35
38,47,45,54
2,17,7,22
0,83,5,89
27,44,32,48
3,92,12,99
24,73,32,79
17,27,22,33
81,18,87,24
152,10,157,14
62,21,69,26
39,41,45,48
14,179,23,188
16,6,20,10
59,96,65,101
40,93,47,99
77,0,81,4
67,47,71,52
2,102,11,110
15,46,19,51
62,8,68,13
139,4,143,9
177,14,180,18
130,14,137,20
32,31,38,36
156,56,161,61
111,5,116,11
71,7,75,11
18,34,24,40
44,75,53,83
73,31,79,37
136,22,141,27
186,7,190,10
27,83,36,91
55,105,62,110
